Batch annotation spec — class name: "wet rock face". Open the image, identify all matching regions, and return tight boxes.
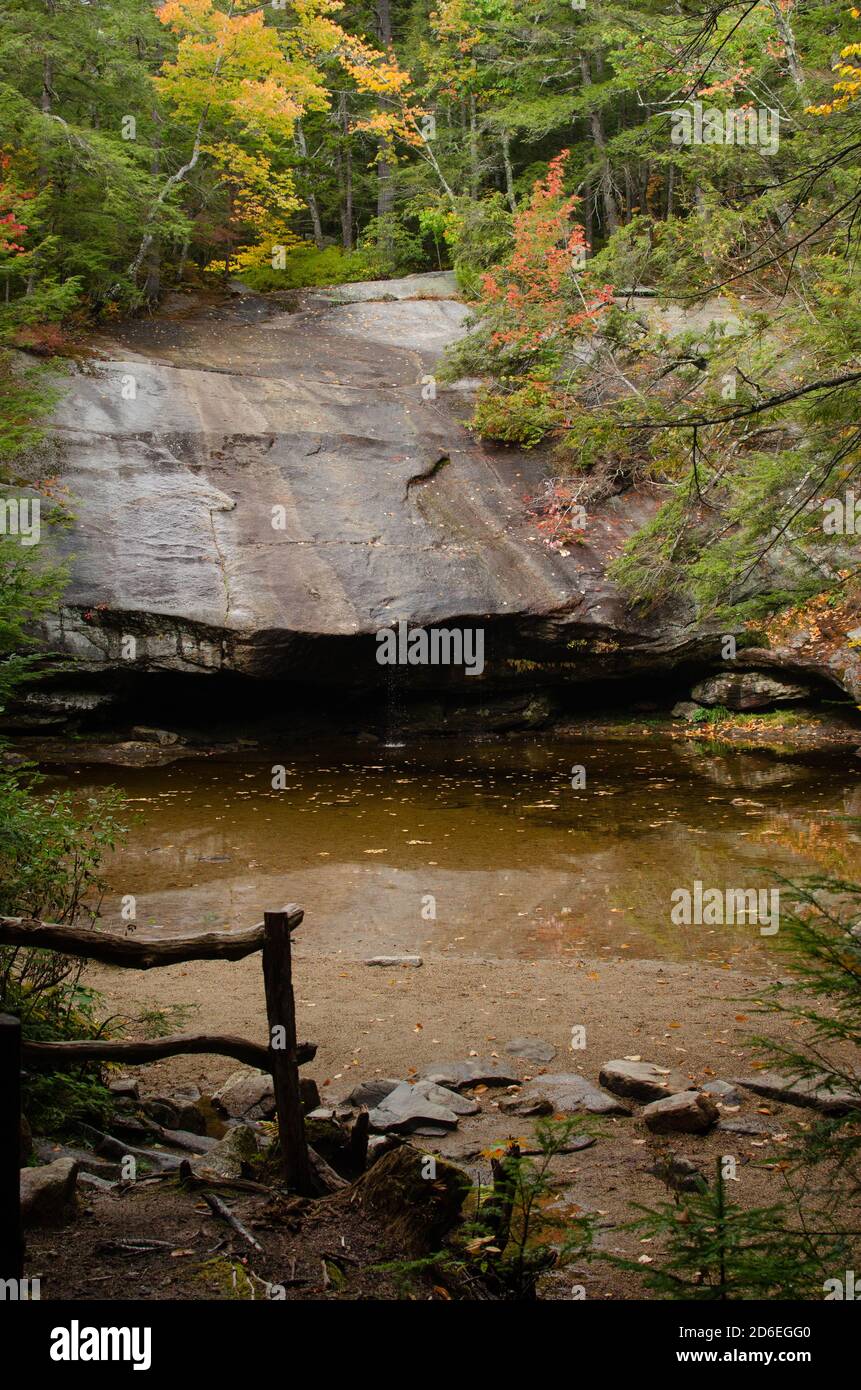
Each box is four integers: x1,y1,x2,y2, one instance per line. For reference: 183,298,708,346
29,278,694,700
28,275,856,708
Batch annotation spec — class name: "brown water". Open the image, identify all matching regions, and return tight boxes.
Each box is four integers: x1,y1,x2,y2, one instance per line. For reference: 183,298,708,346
57,736,861,964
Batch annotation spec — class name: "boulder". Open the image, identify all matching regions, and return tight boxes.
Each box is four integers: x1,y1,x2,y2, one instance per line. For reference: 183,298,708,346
143,1085,207,1134
212,1069,276,1122
419,1060,519,1090
505,1037,557,1064
20,1157,79,1227
35,1140,120,1180
643,1091,719,1134
501,1074,631,1117
190,1124,261,1180
29,278,861,712
599,1059,695,1104
691,672,810,711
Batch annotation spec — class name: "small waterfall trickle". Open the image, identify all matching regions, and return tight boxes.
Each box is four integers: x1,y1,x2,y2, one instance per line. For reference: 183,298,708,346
382,661,406,749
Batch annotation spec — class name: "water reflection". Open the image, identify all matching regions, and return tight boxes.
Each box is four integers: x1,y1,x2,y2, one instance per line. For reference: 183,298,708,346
54,737,861,963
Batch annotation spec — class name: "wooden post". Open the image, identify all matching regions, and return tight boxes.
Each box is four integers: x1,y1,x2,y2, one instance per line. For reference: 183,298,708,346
0,1014,23,1281
262,910,313,1195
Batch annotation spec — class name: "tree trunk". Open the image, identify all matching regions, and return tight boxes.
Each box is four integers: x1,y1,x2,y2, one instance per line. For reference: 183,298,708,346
338,92,354,250
766,0,806,95
143,109,162,302
501,130,516,212
469,94,480,199
580,52,618,236
375,0,396,231
295,119,325,250
262,911,313,1195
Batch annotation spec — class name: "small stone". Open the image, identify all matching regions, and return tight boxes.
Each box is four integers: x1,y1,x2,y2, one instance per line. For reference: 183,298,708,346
20,1157,79,1227
701,1079,742,1105
107,1078,139,1100
643,1091,719,1135
718,1116,786,1137
306,1107,336,1122
599,1059,695,1103
672,701,701,720
505,1037,557,1064
364,955,423,968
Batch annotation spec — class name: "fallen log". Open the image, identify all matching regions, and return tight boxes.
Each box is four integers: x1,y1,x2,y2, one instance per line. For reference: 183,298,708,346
202,1192,263,1253
307,1146,349,1195
0,905,303,970
23,1032,316,1072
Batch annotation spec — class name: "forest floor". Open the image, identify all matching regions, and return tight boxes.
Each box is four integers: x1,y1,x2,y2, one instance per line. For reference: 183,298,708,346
24,944,830,1301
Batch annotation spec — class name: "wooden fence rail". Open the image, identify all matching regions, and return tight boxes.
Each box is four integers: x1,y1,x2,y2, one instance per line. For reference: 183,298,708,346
0,908,303,969
1,902,316,1278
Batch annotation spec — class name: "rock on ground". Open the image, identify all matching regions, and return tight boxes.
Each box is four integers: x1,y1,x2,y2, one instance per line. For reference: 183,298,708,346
642,1091,720,1134
364,956,423,968
734,1071,858,1115
20,1157,79,1228
368,1079,478,1134
190,1124,261,1180
599,1059,695,1103
500,1074,631,1117
346,1078,401,1109
419,1060,519,1090
504,1037,557,1064
212,1068,276,1121
701,1079,742,1105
